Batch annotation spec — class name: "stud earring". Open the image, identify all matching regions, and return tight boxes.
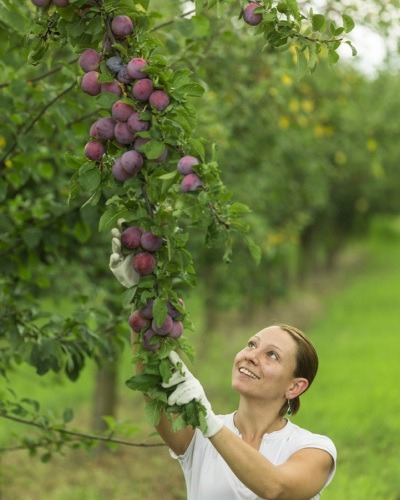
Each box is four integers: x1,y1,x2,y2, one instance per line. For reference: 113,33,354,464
287,399,292,416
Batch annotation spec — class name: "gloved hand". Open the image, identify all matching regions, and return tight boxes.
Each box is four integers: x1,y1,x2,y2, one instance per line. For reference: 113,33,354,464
109,218,140,288
162,351,223,438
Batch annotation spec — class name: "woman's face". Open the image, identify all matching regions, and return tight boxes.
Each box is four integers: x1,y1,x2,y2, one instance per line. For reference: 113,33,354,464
232,325,301,402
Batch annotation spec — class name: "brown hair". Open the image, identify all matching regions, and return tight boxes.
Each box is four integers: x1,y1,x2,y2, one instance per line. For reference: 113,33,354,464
276,324,319,418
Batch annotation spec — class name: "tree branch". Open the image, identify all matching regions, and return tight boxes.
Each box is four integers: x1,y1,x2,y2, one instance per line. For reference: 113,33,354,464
0,57,79,89
151,8,197,32
0,82,76,166
0,413,166,450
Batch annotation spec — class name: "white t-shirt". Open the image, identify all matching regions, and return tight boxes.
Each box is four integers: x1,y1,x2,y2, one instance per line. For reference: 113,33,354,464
170,413,337,500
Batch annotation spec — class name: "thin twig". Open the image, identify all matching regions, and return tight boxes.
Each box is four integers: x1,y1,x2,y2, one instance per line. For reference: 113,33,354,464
151,8,197,32
0,82,76,165
209,202,230,229
0,413,166,449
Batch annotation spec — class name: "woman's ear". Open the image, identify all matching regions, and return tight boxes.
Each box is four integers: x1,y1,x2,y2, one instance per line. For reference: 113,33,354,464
286,377,309,399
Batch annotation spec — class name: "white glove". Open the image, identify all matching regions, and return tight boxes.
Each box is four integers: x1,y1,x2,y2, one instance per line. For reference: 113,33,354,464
162,351,223,438
109,218,140,288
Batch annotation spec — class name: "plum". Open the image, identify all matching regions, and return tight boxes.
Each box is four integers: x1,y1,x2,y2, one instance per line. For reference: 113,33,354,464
142,329,160,351
31,0,51,6
128,310,149,333
177,155,199,175
181,173,204,192
111,100,134,122
151,315,173,336
79,49,101,72
140,231,163,251
89,119,99,138
94,117,115,140
166,299,185,319
139,298,154,319
121,149,143,175
114,122,135,145
101,81,122,96
133,252,156,276
117,65,134,84
132,78,154,101
121,226,142,249
84,141,105,161
106,56,124,74
127,58,148,79
127,111,150,133
111,15,134,38
112,157,131,182
81,71,101,96
149,90,170,111
169,321,183,339
243,2,263,26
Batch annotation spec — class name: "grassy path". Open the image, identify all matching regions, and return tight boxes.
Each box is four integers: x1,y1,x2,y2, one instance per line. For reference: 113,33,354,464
1,223,400,499
295,228,400,499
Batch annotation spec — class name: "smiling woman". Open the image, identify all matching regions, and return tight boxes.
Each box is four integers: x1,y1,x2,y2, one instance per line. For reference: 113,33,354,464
142,324,336,500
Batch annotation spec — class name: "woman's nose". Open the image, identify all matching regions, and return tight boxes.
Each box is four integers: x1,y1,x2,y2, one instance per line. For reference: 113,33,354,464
245,348,259,364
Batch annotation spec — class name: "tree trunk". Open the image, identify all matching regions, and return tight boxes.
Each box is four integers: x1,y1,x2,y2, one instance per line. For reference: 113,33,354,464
92,360,118,452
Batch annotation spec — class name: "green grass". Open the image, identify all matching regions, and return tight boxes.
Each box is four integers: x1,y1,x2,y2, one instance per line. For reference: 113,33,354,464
1,218,400,499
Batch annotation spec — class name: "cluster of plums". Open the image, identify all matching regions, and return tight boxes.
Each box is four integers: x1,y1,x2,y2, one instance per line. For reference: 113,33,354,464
77,12,208,193
129,297,185,350
77,13,171,183
121,226,186,349
121,225,163,277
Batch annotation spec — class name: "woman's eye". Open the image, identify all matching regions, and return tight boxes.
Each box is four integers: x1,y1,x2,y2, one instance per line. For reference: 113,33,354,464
268,351,278,360
247,340,256,348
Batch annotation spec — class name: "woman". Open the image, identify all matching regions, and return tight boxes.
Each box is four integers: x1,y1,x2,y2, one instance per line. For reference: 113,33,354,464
109,224,336,498
157,324,336,500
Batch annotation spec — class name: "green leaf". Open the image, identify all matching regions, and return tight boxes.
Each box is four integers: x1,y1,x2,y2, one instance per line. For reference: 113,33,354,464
312,14,326,33
342,14,355,33
159,358,173,383
144,399,164,426
245,235,262,265
158,171,178,180
345,40,357,57
63,408,74,424
295,46,308,79
228,203,251,216
95,92,119,109
125,373,161,392
98,206,131,232
178,83,205,98
188,138,206,160
41,452,52,463
0,4,30,32
328,48,340,66
284,0,300,20
153,297,167,327
78,162,101,192
144,141,165,160
121,286,138,307
170,412,187,432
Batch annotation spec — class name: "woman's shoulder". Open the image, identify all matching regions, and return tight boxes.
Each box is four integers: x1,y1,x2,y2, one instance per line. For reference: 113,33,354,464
285,420,337,458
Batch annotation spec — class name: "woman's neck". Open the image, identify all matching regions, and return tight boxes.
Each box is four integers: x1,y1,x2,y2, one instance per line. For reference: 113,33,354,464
234,401,286,440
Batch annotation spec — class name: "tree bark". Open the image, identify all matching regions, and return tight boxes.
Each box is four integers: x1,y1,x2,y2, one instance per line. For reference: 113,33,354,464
92,360,119,453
